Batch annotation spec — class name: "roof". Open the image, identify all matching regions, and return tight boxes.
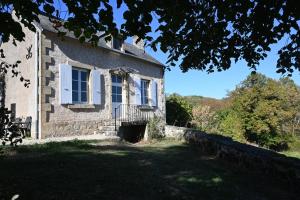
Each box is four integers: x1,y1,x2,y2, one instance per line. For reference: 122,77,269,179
36,15,164,66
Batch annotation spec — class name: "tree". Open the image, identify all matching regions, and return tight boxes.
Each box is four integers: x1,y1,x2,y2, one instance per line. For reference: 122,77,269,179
191,105,215,132
279,77,300,136
1,0,300,75
217,109,245,142
166,94,192,127
227,73,300,150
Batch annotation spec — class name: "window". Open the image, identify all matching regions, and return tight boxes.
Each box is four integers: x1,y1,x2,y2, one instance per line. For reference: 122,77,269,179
72,68,89,104
141,79,149,105
111,74,122,103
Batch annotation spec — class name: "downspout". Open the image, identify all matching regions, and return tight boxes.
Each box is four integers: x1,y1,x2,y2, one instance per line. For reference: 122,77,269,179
34,28,42,139
38,29,42,140
34,30,39,139
162,68,166,122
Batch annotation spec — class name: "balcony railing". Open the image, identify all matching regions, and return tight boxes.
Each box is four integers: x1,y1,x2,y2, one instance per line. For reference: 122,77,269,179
114,104,162,130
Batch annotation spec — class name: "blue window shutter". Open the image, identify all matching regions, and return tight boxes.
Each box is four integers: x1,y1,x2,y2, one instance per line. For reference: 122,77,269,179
151,80,158,107
134,76,141,105
59,64,72,104
91,70,101,105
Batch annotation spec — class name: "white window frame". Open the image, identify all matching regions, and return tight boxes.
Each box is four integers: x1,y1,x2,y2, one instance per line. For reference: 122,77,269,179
141,79,150,105
111,74,123,103
72,67,89,104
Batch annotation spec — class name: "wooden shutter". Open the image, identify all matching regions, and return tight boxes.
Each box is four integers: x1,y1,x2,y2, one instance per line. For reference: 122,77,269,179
151,80,158,107
59,64,72,104
134,76,141,105
91,70,101,105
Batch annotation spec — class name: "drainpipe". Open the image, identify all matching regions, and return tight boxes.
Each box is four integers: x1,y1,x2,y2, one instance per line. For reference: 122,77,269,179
34,30,39,139
34,29,41,139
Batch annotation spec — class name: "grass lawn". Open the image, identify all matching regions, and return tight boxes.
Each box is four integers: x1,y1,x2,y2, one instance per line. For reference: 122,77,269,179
0,139,298,200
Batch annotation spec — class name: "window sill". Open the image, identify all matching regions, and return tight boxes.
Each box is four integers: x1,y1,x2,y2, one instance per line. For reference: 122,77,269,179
138,105,155,110
67,104,96,109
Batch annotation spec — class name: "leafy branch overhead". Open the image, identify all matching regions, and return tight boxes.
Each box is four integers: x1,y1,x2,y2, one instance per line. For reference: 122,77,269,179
0,49,30,87
1,0,300,74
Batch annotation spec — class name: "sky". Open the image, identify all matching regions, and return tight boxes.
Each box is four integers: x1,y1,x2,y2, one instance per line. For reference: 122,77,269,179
55,0,300,99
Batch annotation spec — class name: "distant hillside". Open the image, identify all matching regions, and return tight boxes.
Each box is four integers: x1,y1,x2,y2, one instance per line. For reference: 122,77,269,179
183,95,230,111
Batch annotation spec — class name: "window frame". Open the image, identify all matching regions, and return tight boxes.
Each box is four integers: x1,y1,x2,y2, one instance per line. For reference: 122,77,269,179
111,74,123,103
72,67,89,104
141,79,150,105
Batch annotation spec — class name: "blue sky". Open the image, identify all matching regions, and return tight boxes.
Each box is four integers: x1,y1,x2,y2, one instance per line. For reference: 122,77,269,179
55,0,300,99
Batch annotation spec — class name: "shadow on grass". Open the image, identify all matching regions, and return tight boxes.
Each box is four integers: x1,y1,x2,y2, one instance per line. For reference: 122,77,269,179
0,139,298,200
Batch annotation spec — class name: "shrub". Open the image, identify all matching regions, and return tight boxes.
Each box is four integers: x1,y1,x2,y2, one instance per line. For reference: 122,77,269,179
147,116,165,141
218,110,246,142
166,94,192,127
191,105,216,132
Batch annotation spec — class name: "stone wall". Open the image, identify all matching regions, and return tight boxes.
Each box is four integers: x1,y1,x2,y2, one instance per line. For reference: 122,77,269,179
165,125,190,139
165,125,300,185
42,120,117,138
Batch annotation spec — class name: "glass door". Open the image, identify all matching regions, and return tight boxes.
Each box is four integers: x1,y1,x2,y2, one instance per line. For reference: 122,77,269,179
111,74,122,118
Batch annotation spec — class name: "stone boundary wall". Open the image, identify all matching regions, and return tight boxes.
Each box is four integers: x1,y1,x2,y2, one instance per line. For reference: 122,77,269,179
165,125,191,139
165,125,300,185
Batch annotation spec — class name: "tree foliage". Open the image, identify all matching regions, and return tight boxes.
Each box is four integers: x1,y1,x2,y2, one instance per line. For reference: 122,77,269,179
191,105,215,132
0,0,300,74
225,73,300,150
167,75,300,151
0,107,24,146
217,109,245,142
147,115,165,141
184,95,230,111
0,49,30,87
166,94,192,127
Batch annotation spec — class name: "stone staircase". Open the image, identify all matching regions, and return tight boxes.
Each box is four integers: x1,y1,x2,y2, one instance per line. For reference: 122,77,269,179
98,120,121,136
100,125,119,136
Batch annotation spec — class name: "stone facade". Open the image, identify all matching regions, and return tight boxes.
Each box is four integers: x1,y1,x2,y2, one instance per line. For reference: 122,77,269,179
40,31,165,138
3,21,165,139
42,120,118,138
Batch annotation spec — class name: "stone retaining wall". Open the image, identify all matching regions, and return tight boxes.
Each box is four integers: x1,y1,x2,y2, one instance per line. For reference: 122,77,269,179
165,125,300,185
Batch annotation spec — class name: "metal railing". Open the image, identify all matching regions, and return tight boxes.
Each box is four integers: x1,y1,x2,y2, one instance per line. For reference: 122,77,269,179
114,104,161,131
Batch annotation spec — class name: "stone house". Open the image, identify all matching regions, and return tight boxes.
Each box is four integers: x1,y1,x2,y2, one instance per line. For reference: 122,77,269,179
1,15,165,139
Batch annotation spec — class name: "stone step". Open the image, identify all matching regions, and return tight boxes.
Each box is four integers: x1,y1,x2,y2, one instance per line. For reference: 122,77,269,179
102,121,120,126
103,130,117,136
101,126,119,131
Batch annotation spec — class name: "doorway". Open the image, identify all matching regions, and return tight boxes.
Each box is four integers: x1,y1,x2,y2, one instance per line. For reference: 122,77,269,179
111,74,123,118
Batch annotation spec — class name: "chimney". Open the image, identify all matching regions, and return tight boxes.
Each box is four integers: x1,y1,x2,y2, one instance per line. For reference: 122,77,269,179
132,35,145,50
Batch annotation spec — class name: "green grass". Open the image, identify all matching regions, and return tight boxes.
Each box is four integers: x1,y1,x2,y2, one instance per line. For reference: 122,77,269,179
0,139,298,200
